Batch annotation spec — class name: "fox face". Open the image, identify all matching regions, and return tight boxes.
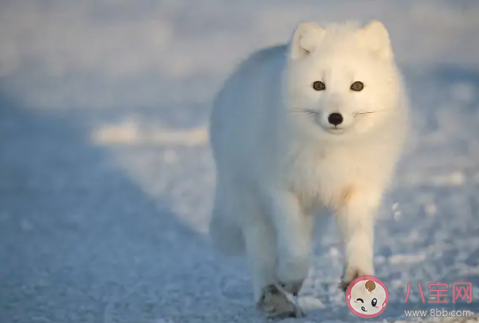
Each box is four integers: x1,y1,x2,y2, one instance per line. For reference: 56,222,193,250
282,21,405,141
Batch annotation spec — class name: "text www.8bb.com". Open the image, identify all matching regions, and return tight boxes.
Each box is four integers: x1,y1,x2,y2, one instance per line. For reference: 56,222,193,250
404,309,474,318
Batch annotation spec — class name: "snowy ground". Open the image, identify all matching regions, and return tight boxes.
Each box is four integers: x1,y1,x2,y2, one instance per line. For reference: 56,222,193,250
1,1,479,322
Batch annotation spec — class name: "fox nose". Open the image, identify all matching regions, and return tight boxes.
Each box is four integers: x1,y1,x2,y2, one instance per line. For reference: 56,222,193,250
328,113,343,126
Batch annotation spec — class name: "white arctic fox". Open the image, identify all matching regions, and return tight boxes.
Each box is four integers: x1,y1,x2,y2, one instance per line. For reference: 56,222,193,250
208,20,408,317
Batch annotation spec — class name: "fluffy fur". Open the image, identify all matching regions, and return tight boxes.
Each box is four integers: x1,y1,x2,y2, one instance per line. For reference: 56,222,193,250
208,20,409,317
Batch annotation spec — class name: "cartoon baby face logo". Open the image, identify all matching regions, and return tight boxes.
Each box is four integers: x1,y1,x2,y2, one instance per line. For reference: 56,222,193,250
346,276,389,318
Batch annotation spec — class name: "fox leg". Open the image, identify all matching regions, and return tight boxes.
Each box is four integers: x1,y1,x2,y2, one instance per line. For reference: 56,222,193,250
243,217,304,318
335,188,381,291
209,182,245,256
265,191,314,296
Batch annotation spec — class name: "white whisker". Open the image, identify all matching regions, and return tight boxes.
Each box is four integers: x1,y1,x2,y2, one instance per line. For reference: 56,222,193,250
354,109,390,116
288,108,318,115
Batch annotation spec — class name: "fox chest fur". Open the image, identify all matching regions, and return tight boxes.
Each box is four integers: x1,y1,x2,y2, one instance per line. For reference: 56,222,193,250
281,138,393,213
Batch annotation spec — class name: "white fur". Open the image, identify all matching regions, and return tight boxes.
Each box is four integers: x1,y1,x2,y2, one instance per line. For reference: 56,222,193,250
208,20,409,309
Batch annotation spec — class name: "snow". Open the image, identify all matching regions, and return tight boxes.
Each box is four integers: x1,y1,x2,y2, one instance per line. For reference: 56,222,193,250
0,0,478,322
92,121,208,147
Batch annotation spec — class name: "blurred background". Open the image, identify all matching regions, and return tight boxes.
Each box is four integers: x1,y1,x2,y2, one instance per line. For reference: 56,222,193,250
0,1,478,322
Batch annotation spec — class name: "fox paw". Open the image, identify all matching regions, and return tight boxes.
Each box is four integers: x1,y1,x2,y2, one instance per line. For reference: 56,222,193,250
256,284,305,319
276,256,308,295
279,281,303,297
340,267,372,292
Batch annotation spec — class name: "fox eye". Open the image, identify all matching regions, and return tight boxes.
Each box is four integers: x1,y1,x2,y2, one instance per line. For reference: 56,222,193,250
371,298,377,307
312,81,326,91
350,81,364,91
356,298,364,303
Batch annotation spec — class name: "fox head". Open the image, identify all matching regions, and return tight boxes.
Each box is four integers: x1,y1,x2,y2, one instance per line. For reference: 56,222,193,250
282,20,407,142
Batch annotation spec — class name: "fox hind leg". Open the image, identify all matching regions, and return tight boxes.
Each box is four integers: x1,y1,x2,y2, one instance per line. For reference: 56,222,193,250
209,186,245,256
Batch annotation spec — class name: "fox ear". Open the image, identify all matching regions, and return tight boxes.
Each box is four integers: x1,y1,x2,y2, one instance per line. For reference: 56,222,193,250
288,22,325,60
359,20,393,60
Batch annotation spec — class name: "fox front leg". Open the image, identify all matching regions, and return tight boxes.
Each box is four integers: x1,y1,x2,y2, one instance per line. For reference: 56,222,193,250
334,188,381,291
266,191,314,295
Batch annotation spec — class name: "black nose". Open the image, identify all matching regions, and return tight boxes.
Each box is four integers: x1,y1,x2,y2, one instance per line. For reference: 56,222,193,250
328,113,343,126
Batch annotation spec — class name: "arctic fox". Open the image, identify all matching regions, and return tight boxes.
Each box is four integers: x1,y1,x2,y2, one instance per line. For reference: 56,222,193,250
208,20,408,318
